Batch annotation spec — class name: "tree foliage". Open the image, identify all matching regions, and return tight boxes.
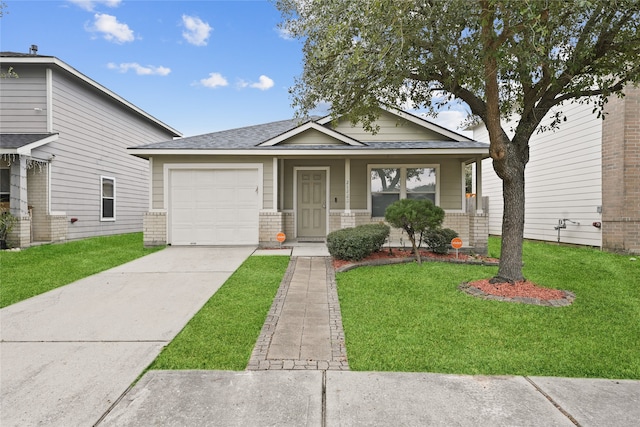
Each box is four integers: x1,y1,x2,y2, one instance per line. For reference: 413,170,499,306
277,0,640,282
384,198,445,263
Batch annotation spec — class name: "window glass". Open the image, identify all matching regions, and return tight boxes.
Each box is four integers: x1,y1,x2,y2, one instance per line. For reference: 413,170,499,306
371,168,400,216
406,168,436,202
0,169,9,203
370,166,438,217
101,177,115,220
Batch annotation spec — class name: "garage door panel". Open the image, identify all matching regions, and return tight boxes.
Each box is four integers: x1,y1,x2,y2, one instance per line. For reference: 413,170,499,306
170,168,259,246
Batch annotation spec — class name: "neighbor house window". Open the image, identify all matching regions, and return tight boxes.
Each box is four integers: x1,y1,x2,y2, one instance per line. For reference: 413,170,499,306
101,176,115,221
370,166,438,217
0,168,9,203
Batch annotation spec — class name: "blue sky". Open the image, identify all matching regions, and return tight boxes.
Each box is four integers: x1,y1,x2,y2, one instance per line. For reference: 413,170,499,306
1,0,470,137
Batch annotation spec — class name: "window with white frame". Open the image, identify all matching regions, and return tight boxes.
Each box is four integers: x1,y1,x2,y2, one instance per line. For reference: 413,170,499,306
0,168,9,203
370,166,437,217
101,176,115,220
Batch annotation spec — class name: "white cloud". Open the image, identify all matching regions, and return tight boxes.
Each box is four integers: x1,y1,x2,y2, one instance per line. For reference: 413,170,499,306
87,13,134,43
200,72,228,88
276,27,294,40
69,0,121,12
107,62,171,76
250,75,275,91
182,15,212,46
427,109,473,137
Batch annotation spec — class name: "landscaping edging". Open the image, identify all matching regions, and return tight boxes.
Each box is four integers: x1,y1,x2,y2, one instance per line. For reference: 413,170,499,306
458,283,576,307
334,255,499,273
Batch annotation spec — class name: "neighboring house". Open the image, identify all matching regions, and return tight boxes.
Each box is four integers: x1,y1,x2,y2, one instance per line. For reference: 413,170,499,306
471,85,639,254
0,51,181,247
129,107,491,252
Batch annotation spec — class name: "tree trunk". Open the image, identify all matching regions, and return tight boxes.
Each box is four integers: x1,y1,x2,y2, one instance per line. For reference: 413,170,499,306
492,164,526,283
408,233,422,264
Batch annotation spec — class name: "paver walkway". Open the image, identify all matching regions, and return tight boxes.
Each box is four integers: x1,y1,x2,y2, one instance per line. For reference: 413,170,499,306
248,256,349,370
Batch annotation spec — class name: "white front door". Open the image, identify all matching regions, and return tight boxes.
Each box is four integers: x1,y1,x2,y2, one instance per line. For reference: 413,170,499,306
297,170,326,238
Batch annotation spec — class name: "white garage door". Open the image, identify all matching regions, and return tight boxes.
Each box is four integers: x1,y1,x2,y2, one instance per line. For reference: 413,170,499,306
169,168,259,245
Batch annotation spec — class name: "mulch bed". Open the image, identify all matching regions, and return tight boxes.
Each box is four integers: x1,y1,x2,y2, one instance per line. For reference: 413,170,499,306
331,248,498,271
332,248,574,307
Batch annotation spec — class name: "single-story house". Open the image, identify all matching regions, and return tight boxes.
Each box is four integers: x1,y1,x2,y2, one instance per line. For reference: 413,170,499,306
129,107,491,252
471,85,639,254
0,50,181,247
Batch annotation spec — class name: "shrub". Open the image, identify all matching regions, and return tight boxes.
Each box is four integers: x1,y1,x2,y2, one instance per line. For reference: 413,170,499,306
327,223,390,261
424,228,459,254
384,198,445,263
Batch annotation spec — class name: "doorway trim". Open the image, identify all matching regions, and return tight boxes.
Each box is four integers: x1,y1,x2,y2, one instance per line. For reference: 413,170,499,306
293,166,330,239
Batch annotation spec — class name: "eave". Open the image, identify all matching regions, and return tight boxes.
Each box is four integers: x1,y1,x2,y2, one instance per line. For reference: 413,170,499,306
127,147,490,159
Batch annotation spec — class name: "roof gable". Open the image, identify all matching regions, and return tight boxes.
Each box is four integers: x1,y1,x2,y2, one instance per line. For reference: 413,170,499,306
258,122,364,147
317,106,472,142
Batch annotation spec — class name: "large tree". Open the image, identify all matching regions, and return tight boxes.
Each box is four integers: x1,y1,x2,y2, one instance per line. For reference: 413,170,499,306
277,0,640,283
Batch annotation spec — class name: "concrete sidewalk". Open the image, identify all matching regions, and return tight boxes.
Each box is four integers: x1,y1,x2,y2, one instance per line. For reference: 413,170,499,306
99,370,640,426
0,246,256,427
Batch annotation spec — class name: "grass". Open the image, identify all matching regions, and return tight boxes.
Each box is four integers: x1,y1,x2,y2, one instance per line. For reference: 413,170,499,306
148,255,289,371
0,233,163,308
337,237,640,379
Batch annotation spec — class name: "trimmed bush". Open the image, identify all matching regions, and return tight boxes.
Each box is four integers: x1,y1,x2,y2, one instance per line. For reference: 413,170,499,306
424,228,459,254
384,198,445,263
327,223,390,261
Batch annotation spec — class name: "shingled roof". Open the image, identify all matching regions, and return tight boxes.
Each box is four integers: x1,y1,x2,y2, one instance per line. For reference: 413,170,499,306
131,118,312,150
129,116,489,152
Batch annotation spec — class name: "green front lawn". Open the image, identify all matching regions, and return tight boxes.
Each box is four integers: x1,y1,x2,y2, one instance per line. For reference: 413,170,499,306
337,238,640,379
0,233,163,308
149,255,289,370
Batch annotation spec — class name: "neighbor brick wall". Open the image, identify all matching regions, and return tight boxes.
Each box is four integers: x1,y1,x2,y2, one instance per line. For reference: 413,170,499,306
602,85,640,254
6,216,30,248
48,215,68,242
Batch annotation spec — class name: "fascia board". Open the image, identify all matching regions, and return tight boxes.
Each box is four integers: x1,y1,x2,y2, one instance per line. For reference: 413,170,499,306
127,147,490,157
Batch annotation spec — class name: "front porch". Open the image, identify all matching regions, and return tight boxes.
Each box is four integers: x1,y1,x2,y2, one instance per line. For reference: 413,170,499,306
1,155,67,248
258,209,489,254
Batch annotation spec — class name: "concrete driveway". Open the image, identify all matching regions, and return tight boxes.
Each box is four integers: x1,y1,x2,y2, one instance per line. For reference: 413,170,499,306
0,246,256,427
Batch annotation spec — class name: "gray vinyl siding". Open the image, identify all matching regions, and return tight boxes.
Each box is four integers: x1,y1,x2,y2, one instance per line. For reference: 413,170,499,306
439,159,463,210
477,101,603,247
150,155,273,210
280,159,345,210
349,159,368,209
332,109,453,142
280,157,465,212
30,69,175,240
280,129,346,145
0,65,48,132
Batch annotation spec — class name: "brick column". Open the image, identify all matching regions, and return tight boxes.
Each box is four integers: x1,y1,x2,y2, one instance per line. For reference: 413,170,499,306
259,211,284,244
602,85,640,254
8,156,30,247
143,211,167,247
